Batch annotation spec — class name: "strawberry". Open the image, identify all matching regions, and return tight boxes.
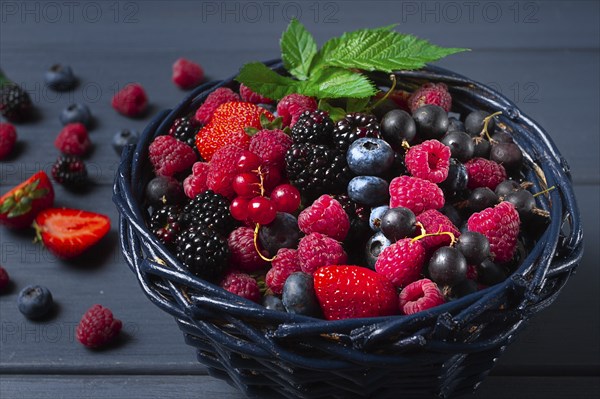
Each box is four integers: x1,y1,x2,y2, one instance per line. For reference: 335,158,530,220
33,208,110,259
195,101,274,161
0,171,54,229
313,265,399,321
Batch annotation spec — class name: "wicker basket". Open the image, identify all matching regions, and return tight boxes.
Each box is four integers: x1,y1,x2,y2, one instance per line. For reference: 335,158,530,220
113,60,583,399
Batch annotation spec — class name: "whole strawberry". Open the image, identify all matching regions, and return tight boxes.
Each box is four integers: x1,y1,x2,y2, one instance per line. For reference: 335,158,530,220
467,201,520,263
408,82,452,114
313,265,398,321
0,69,33,122
375,238,426,287
0,171,54,229
76,304,122,349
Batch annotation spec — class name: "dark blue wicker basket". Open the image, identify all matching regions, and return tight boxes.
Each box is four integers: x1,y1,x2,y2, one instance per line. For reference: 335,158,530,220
113,61,583,398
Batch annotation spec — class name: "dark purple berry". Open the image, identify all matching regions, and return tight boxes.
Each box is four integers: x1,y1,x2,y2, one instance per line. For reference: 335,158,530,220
439,159,468,198
258,212,301,257
465,110,495,137
490,142,523,172
504,190,535,218
282,272,321,317
381,109,416,146
441,131,474,162
472,137,491,158
380,207,416,242
495,179,522,198
18,285,54,319
456,231,491,265
468,187,499,211
412,105,449,140
477,259,508,285
146,176,185,206
428,247,468,287
365,231,392,270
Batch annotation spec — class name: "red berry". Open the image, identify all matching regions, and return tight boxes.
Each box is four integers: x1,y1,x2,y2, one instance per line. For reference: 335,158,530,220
239,84,273,104
249,129,293,167
399,278,446,315
467,201,520,263
261,164,281,192
111,83,148,117
193,88,241,125
54,123,91,157
297,233,347,275
405,139,451,183
298,194,350,241
265,248,301,295
206,145,244,199
172,58,204,89
270,184,301,213
408,83,452,114
76,304,122,348
247,196,276,225
465,158,507,191
0,123,17,160
375,238,426,288
389,175,445,215
220,271,261,302
148,135,197,177
232,173,261,198
236,150,262,173
0,266,10,292
230,197,250,221
276,93,318,127
227,227,268,272
183,162,209,198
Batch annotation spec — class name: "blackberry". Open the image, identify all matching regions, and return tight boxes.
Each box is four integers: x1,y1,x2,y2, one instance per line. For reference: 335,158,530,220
51,155,87,187
149,205,184,249
169,116,203,159
0,70,33,122
291,110,334,144
176,226,229,281
333,113,381,151
285,143,353,200
332,194,371,263
182,190,237,236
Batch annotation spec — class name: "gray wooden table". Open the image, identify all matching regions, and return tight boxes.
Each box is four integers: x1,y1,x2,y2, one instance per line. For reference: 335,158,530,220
1,1,599,398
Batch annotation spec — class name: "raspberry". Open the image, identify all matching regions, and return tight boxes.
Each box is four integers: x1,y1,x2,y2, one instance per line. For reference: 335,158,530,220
220,271,261,303
248,129,293,167
408,83,452,114
111,83,148,117
206,145,244,198
0,123,17,160
276,93,317,127
183,162,209,198
149,135,196,177
465,158,507,190
194,87,241,124
76,304,122,348
467,201,520,263
54,123,91,157
399,278,445,315
266,248,300,295
240,84,273,104
298,195,350,241
405,140,451,183
172,58,204,89
375,238,426,287
415,209,460,254
297,233,347,275
389,175,445,215
0,266,9,292
227,227,269,272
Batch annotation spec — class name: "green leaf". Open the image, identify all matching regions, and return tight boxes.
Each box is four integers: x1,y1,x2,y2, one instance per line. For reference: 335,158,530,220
280,19,317,80
346,97,371,113
236,62,300,100
312,28,468,73
318,99,347,122
301,68,376,99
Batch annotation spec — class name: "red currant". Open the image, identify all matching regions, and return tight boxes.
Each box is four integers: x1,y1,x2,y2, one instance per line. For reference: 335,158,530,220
232,172,261,198
230,197,250,221
270,184,301,213
237,150,262,173
247,196,277,225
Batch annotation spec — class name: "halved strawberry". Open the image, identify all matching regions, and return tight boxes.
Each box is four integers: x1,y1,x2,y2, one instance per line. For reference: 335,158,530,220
313,265,399,321
33,208,110,259
195,101,274,161
0,171,55,229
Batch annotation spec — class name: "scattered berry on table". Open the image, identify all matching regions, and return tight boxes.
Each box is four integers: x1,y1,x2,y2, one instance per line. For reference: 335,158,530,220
146,176,185,206
456,231,491,265
33,208,110,259
347,175,390,207
149,205,184,249
240,83,273,104
54,123,91,157
249,129,293,167
227,226,268,272
408,82,452,114
297,233,347,275
176,225,229,280
412,104,449,140
380,109,416,147
193,87,241,125
375,238,426,288
365,231,392,270
282,271,321,317
0,266,10,293
276,93,318,127
379,207,416,242
405,139,451,183
0,122,17,159
172,58,204,89
220,271,260,302
467,201,520,263
298,194,350,241
389,175,444,214
441,131,474,162
465,110,496,137
0,171,54,229
59,103,91,128
467,187,499,212
44,64,77,91
148,135,196,177
347,137,395,176
333,112,381,151
266,248,301,295
76,304,122,349
427,246,468,287
17,285,54,319
0,70,33,122
112,129,139,155
269,184,301,214
291,110,334,145
465,157,507,190
111,83,148,117
182,190,236,236
399,278,445,315
416,209,461,254
258,212,301,257
51,154,87,187
314,265,398,321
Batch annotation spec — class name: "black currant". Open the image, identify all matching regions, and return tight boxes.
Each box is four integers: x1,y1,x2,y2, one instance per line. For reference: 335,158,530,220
495,179,522,198
468,187,499,211
465,110,496,137
477,259,509,286
439,159,468,198
380,207,417,242
412,105,449,140
441,131,474,162
490,142,523,172
381,109,417,146
504,191,535,218
472,137,491,158
456,231,491,264
428,246,468,286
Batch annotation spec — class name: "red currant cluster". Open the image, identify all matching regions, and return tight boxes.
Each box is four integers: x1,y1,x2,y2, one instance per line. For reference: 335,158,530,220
229,150,301,225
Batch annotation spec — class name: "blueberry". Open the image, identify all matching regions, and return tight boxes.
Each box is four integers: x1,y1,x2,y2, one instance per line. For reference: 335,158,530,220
44,64,77,91
112,129,140,155
18,285,54,319
282,272,321,317
262,295,285,312
258,212,301,257
441,131,474,162
490,142,523,172
456,231,491,265
380,207,416,242
439,159,468,198
428,247,468,287
347,176,389,206
412,105,449,140
346,138,395,176
380,109,416,146
465,110,496,137
145,176,184,206
468,187,498,212
60,103,92,127
365,231,391,269
369,205,389,232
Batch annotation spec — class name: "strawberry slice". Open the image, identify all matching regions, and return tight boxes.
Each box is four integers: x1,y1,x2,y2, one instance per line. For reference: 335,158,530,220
313,265,399,321
0,171,55,229
33,208,110,259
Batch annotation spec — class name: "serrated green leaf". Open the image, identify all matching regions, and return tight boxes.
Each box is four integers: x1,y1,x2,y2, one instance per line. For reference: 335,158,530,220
318,99,347,122
236,62,300,101
281,19,317,81
0,197,15,214
301,68,376,99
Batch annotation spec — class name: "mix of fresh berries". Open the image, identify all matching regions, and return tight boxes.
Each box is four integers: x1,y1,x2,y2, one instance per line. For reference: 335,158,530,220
142,75,547,321
76,304,122,349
